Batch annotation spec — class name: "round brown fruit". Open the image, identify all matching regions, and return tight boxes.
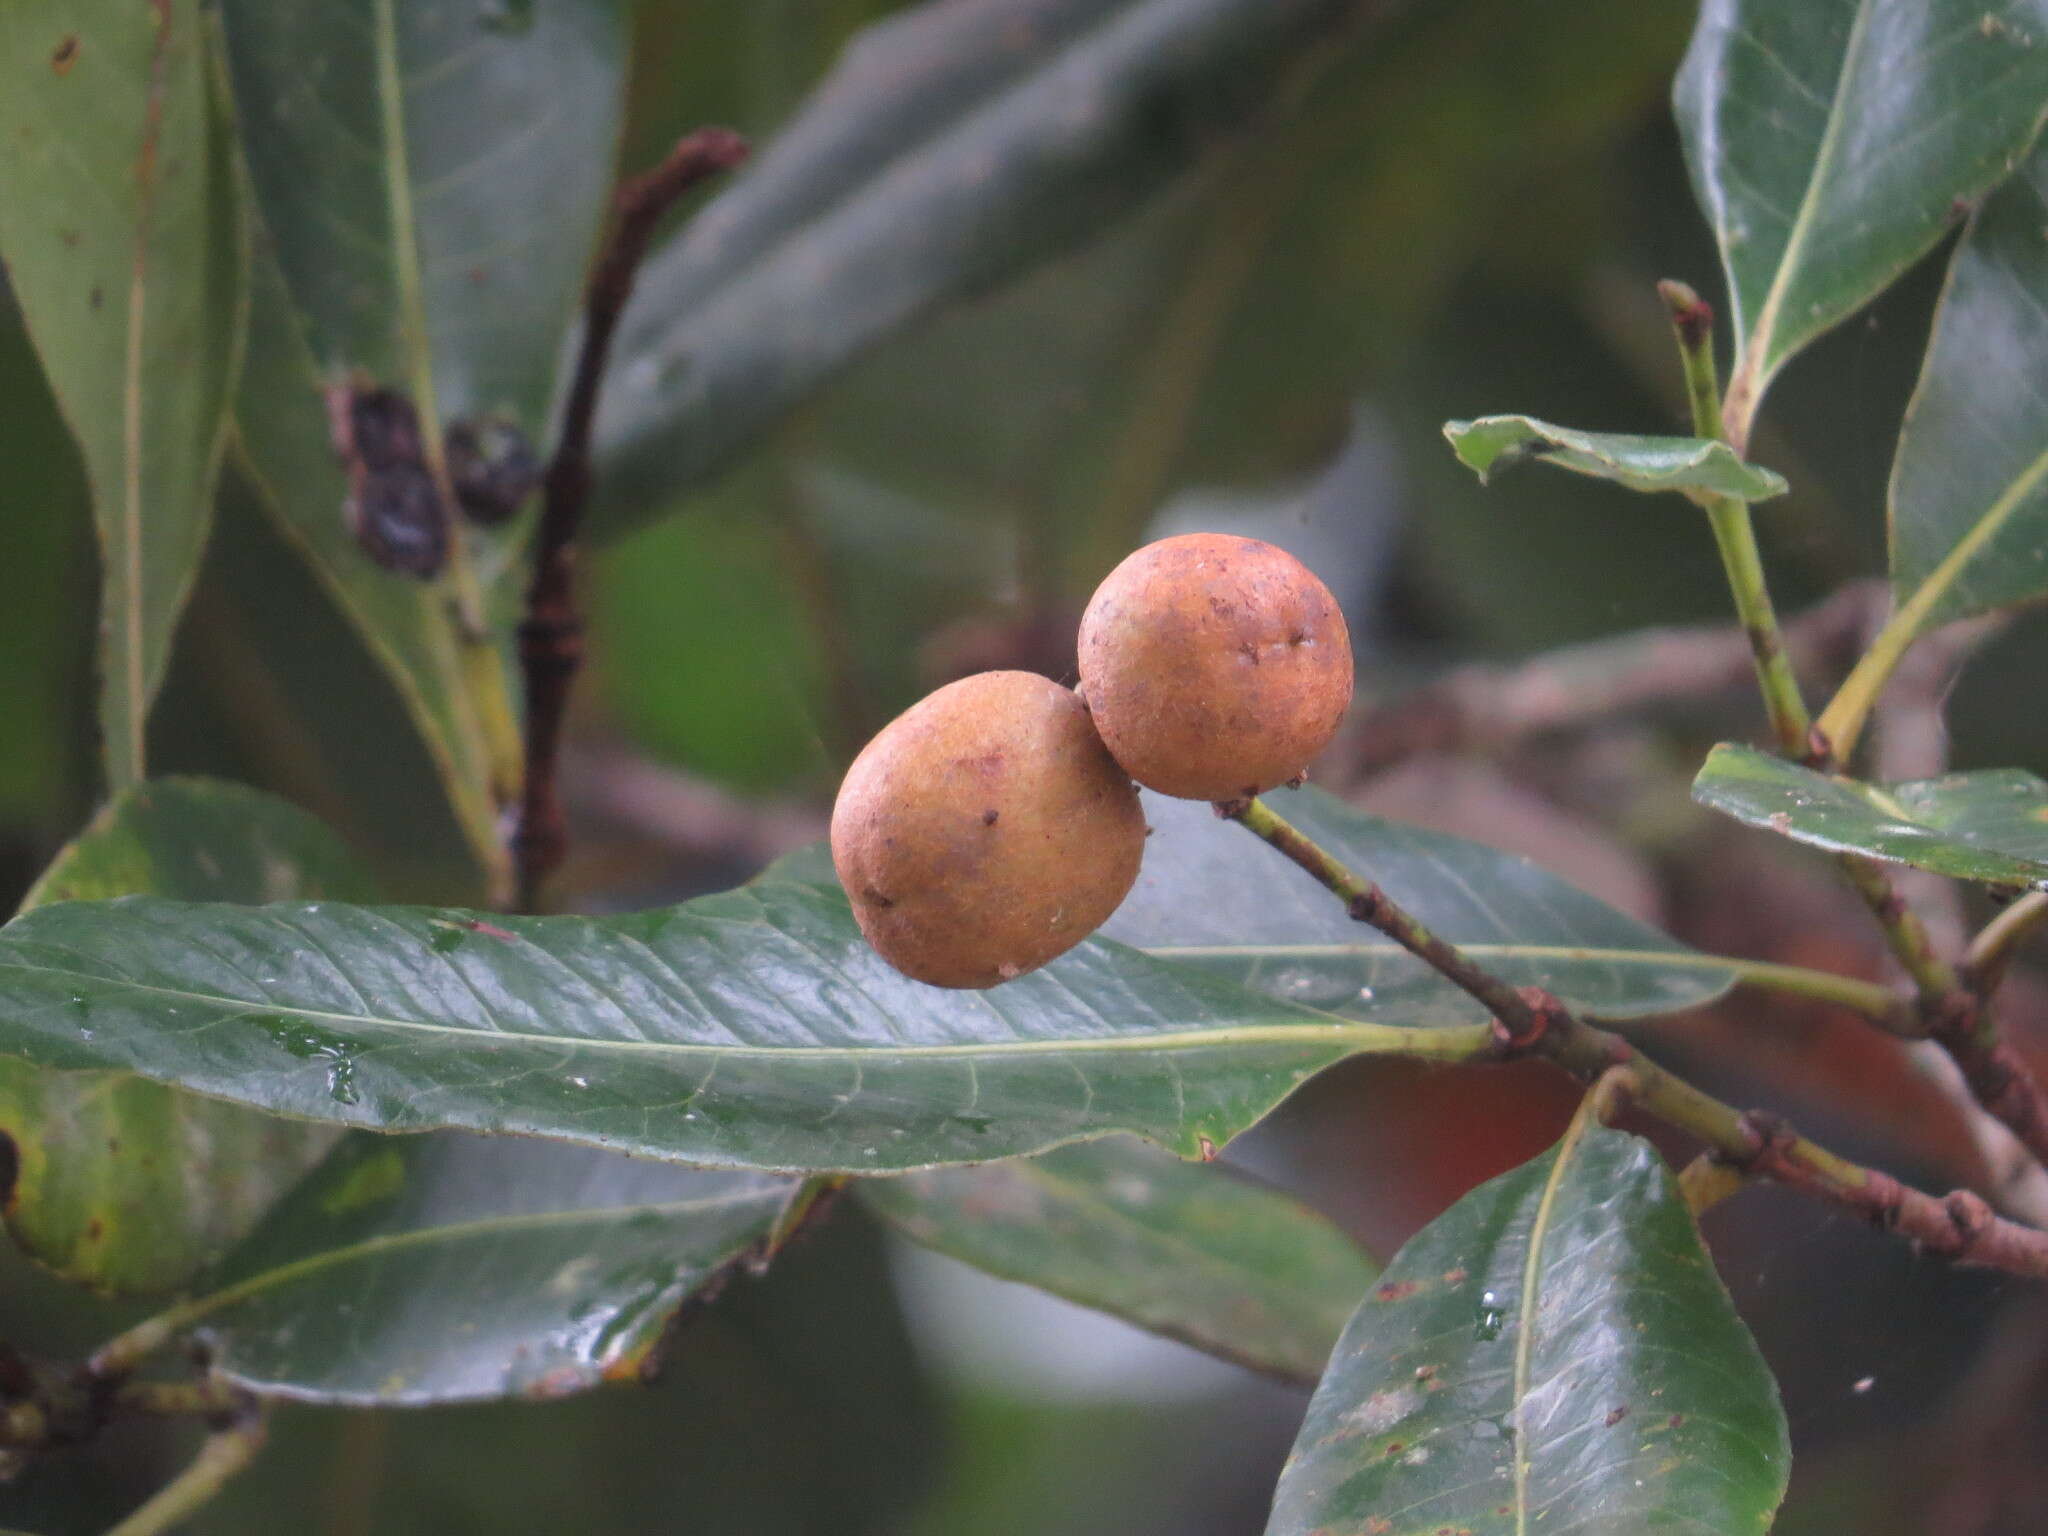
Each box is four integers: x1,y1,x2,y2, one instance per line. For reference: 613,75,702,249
1076,533,1353,801
830,670,1145,988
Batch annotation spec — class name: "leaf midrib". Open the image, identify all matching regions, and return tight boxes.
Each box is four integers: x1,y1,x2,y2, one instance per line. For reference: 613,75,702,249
117,2,182,790
1892,435,2048,635
1150,941,1721,968
0,956,1418,1062
173,1186,787,1338
1511,1111,1599,1534
1740,0,1874,381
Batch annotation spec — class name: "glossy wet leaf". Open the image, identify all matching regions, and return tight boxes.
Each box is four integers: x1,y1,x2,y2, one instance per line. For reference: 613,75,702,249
0,780,1734,1172
0,1,244,790
861,1136,1374,1385
180,1134,794,1404
0,778,365,1294
220,0,625,432
1694,743,2048,890
1443,415,1788,502
1675,0,2048,425
0,877,1426,1174
592,0,1366,534
1889,133,2048,630
1269,1123,1788,1535
1105,789,1737,1025
232,241,502,875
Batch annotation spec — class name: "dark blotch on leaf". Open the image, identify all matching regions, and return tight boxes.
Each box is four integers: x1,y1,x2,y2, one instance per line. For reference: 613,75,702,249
445,416,540,526
51,35,78,74
328,385,448,579
0,1131,16,1213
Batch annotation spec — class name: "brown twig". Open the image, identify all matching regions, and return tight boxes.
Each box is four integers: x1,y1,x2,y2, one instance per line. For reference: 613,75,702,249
513,127,750,913
1227,795,2048,1282
1648,275,2048,1197
1221,796,1568,1048
1738,1113,2048,1278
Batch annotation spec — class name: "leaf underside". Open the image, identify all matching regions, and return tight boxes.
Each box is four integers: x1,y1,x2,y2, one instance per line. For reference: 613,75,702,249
191,1132,794,1405
1888,131,2048,630
861,1135,1375,1385
1442,415,1788,501
591,0,1367,535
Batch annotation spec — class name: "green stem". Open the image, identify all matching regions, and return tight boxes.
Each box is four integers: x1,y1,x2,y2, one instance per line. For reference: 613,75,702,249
1702,495,1814,760
1657,279,1726,442
1659,280,1813,760
1967,891,2048,997
1715,955,1906,1024
105,1408,267,1536
86,1315,179,1382
1834,853,1968,1010
113,1379,243,1419
1226,798,2048,1280
1652,281,2048,1165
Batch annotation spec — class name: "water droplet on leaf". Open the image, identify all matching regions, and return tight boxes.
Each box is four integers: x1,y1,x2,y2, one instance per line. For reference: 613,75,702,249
1474,1289,1506,1341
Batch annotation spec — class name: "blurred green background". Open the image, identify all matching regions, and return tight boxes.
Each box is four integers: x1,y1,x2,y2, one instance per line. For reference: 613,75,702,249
6,0,2048,1531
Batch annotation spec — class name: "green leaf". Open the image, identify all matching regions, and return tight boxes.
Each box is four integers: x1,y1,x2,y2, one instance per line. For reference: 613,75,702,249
175,1133,794,1405
219,0,626,433
1693,743,2048,890
860,1136,1374,1386
231,237,502,874
1268,1122,1788,1535
0,778,368,1294
1889,133,2048,631
0,785,1733,1174
1107,790,1737,1024
591,0,1368,535
1675,0,2048,426
0,1,245,790
0,878,1419,1174
1442,415,1788,501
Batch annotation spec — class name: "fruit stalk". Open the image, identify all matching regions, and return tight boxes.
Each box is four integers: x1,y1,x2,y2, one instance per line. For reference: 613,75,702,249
1223,795,1562,1045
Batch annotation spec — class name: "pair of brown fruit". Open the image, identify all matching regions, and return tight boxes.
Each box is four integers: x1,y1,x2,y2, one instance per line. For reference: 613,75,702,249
830,534,1354,988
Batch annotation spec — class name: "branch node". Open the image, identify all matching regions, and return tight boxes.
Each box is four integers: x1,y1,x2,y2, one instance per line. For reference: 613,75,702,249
1942,1189,1996,1253
1655,278,1713,350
